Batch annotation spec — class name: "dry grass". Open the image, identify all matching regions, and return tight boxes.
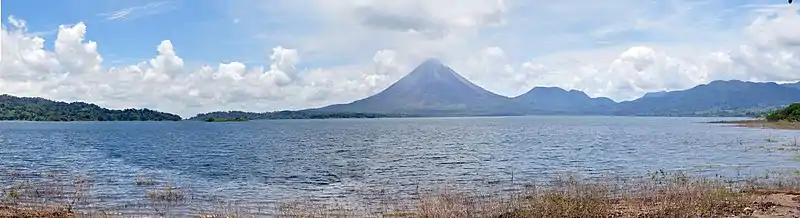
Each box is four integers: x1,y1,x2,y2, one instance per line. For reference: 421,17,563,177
272,173,761,218
277,199,361,217
416,191,507,218
133,176,156,186
145,186,187,217
146,186,186,202
711,119,800,130
403,173,749,218
509,177,613,218
0,205,74,218
0,174,90,218
1,171,799,217
194,202,249,218
615,178,749,217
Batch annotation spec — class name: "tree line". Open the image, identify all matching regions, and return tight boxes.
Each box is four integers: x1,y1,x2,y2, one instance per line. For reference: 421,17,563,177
0,94,182,121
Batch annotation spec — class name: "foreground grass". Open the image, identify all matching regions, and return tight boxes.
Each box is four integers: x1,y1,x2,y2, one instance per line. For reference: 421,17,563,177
3,171,800,218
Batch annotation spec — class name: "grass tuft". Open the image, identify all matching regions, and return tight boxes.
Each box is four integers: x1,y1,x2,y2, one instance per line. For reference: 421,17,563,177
146,186,186,202
2,171,800,217
133,176,156,186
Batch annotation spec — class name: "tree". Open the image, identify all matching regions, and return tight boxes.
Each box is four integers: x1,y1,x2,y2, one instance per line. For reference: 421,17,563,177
0,94,182,121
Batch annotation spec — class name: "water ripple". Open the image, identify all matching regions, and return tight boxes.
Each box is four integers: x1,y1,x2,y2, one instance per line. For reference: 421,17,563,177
1,116,800,212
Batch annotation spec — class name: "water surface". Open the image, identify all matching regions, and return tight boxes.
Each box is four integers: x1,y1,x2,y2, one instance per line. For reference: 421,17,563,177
1,116,799,213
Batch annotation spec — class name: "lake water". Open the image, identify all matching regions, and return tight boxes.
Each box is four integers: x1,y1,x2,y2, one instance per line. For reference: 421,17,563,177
2,116,800,214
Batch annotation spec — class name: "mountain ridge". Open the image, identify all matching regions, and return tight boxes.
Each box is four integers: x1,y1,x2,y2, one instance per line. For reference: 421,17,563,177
5,60,800,121
512,86,617,115
207,61,800,119
310,61,800,117
783,81,800,89
616,80,800,116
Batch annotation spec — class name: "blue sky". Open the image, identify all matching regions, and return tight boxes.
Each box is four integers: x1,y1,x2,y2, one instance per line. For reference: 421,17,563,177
1,0,799,117
2,0,255,66
1,0,760,66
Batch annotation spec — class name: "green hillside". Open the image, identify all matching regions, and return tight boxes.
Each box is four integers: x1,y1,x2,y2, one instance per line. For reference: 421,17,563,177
0,94,182,121
766,103,800,122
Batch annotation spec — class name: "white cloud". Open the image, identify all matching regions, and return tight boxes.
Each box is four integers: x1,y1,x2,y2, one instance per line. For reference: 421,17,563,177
7,15,24,29
265,46,299,87
99,1,175,21
515,6,800,101
346,0,507,38
3,2,800,118
54,22,103,75
143,40,183,83
0,16,411,117
232,0,750,100
249,0,506,62
456,46,528,96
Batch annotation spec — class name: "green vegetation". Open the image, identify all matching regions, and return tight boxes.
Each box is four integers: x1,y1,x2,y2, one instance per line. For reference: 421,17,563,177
766,103,800,122
190,110,408,121
712,103,800,130
0,94,182,121
202,117,248,122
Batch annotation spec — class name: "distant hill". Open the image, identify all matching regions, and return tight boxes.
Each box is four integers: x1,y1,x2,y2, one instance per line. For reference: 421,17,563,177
783,82,800,90
188,110,403,121
9,59,800,121
189,60,800,120
640,91,670,99
313,59,516,116
512,87,616,115
617,80,800,116
0,94,182,121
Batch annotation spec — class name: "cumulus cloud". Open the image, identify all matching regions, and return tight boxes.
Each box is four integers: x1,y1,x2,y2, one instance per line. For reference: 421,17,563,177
54,22,103,75
516,6,800,101
231,0,800,101
0,16,406,117
3,3,800,117
265,46,299,86
746,6,800,49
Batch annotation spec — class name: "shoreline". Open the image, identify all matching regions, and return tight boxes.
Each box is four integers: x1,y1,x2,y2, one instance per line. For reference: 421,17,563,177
709,119,800,130
3,171,800,217
0,115,774,123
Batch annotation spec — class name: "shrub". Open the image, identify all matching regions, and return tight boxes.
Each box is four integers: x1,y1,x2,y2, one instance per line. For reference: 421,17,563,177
766,103,800,122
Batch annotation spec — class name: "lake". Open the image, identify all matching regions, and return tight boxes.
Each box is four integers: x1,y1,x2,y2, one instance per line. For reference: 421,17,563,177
2,116,800,214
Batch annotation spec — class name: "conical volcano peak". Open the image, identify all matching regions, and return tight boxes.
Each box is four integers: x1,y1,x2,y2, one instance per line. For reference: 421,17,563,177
403,58,459,81
419,58,444,67
412,58,448,73
315,57,507,115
